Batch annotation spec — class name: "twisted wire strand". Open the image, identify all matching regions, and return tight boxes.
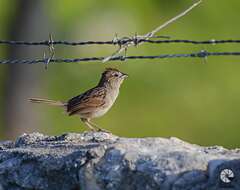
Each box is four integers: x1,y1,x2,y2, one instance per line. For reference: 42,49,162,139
0,39,240,46
1,51,239,64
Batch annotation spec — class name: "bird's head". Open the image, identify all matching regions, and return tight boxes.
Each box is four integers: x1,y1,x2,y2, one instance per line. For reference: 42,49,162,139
99,68,128,88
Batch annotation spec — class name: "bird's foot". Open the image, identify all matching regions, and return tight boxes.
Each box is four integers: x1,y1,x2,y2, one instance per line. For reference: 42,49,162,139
97,128,111,133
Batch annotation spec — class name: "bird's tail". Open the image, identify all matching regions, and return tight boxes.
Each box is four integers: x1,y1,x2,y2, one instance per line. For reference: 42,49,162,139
29,98,67,107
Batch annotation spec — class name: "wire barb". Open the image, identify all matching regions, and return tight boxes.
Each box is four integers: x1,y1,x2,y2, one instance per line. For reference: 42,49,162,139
102,0,202,62
43,34,55,69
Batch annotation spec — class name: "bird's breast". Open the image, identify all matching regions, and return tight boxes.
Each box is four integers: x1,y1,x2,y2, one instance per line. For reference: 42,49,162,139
92,89,119,118
106,88,119,105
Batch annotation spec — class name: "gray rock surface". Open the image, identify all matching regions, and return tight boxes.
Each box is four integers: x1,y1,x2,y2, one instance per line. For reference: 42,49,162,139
0,132,239,190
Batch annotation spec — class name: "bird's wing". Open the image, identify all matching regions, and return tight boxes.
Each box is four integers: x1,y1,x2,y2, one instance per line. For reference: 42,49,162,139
67,87,106,116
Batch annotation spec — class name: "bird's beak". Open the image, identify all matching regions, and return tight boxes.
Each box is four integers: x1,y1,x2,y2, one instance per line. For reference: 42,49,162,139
121,73,128,78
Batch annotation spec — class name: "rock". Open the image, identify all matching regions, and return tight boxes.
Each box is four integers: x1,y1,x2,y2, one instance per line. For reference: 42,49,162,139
0,132,239,190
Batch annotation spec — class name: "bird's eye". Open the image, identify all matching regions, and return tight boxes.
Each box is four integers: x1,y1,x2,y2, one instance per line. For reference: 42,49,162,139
113,73,119,77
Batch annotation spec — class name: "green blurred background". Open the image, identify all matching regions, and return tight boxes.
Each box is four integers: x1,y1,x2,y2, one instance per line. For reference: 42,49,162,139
0,0,240,148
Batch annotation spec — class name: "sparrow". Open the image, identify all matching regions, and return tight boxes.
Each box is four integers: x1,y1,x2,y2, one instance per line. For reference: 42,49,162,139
29,68,128,132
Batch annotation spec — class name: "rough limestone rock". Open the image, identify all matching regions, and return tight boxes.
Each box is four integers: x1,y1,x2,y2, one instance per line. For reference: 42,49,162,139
0,132,239,190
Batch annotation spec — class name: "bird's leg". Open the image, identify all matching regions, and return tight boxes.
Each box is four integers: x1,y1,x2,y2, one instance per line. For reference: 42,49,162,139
88,120,110,133
81,118,96,131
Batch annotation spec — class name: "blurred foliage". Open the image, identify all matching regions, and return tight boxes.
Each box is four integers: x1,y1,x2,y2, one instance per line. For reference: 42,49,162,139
0,0,240,148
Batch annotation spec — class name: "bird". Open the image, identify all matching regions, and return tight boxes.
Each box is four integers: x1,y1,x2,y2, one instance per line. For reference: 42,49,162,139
29,68,128,132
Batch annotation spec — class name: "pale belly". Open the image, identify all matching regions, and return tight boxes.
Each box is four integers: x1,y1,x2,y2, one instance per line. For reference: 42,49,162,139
89,106,112,118
76,103,113,119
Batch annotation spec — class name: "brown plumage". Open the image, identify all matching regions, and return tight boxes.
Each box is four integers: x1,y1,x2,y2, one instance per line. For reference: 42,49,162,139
28,98,66,107
67,87,106,116
29,68,128,132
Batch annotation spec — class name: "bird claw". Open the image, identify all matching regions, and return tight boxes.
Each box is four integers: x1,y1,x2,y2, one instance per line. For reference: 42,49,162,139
97,128,111,133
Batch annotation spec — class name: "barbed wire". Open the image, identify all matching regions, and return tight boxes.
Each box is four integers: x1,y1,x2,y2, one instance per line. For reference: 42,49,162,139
0,1,239,66
0,39,240,46
1,0,239,67
1,51,240,64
